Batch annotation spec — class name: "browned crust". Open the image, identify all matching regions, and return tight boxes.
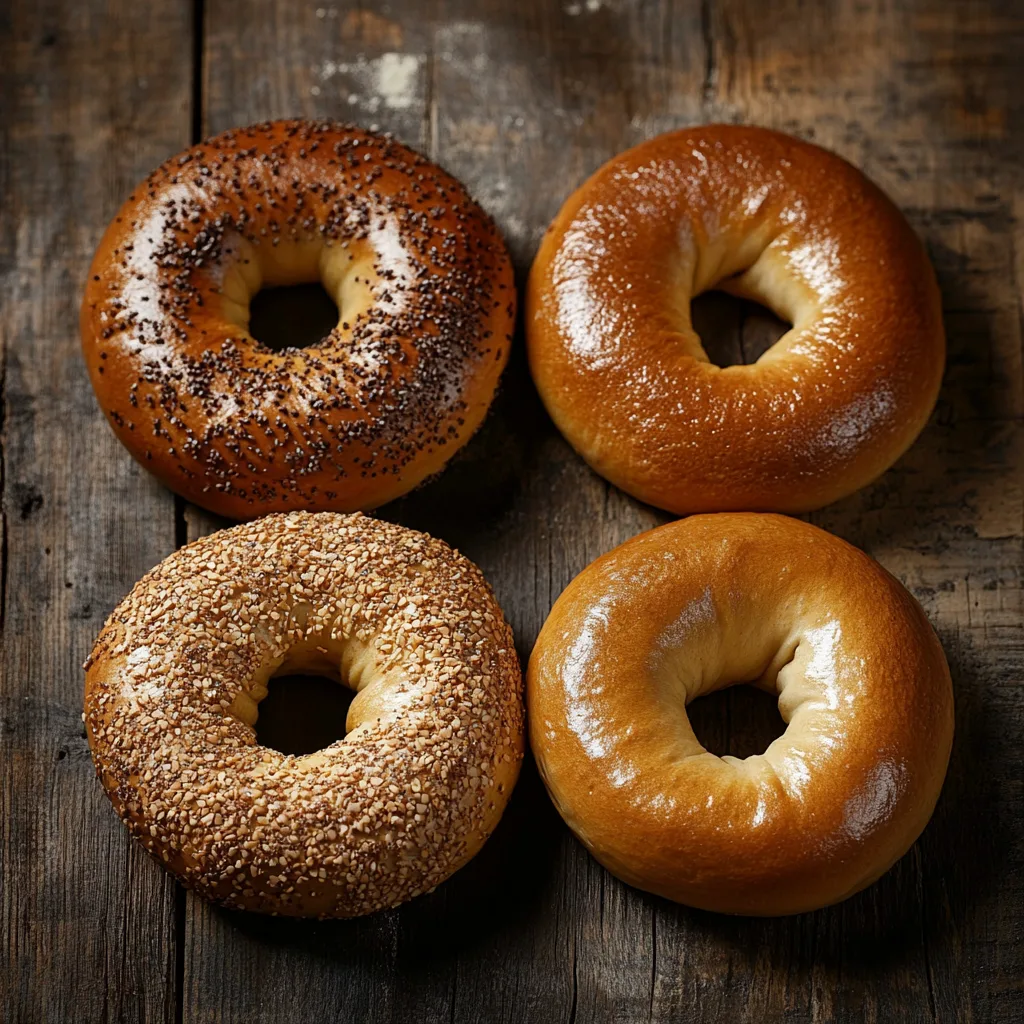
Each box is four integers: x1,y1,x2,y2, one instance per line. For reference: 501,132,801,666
527,124,945,514
85,512,524,917
528,513,954,915
81,120,516,518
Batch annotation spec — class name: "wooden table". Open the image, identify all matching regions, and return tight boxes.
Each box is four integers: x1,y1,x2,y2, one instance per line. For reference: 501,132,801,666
3,1,1022,1020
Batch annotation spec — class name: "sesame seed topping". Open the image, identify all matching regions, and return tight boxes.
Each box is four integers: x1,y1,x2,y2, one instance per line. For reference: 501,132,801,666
84,511,524,917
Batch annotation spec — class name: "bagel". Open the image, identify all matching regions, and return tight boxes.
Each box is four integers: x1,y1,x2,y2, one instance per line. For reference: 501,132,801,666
528,514,953,915
81,119,515,519
527,124,944,514
84,512,524,917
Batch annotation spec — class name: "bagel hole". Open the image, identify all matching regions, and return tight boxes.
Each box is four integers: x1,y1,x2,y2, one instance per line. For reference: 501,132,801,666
687,684,787,759
248,282,339,352
255,673,353,755
690,290,789,367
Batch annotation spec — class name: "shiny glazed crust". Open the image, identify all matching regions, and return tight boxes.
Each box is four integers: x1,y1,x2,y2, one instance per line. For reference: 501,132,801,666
85,512,524,917
527,124,945,514
81,120,515,518
528,514,953,915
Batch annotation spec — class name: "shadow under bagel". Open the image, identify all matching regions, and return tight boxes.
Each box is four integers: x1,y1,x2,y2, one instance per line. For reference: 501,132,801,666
647,646,995,973
205,752,563,963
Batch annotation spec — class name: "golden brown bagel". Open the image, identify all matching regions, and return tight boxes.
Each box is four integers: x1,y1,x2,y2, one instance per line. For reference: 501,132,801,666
81,120,515,519
528,514,953,916
527,124,944,514
85,512,524,917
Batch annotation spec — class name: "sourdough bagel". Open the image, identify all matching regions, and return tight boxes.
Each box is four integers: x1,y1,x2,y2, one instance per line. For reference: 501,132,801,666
84,512,524,917
528,514,953,915
81,119,515,518
527,124,944,514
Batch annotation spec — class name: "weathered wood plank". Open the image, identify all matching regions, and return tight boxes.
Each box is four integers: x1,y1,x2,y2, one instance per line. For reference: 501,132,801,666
0,0,192,1020
1,0,1011,1020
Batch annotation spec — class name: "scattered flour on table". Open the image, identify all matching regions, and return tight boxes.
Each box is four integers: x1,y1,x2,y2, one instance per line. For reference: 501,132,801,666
312,53,424,111
436,22,492,77
375,53,422,109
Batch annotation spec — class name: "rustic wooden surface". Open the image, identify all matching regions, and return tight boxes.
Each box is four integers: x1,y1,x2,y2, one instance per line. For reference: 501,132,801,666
2,0,1023,1021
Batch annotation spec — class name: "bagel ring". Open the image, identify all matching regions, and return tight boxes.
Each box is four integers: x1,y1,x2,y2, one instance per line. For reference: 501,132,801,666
84,512,524,917
528,514,953,915
527,124,944,515
81,119,515,519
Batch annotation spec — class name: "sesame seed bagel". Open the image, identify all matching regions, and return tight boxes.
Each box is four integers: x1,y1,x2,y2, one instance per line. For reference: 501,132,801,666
528,514,953,916
81,120,515,518
84,512,524,917
527,124,945,514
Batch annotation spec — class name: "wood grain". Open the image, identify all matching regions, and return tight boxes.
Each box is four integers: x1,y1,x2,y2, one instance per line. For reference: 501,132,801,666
1,0,1022,1021
0,1,194,1020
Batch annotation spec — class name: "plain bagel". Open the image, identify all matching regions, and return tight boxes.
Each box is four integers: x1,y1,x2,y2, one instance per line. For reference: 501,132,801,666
84,512,524,917
527,124,945,515
81,120,515,518
528,513,953,916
